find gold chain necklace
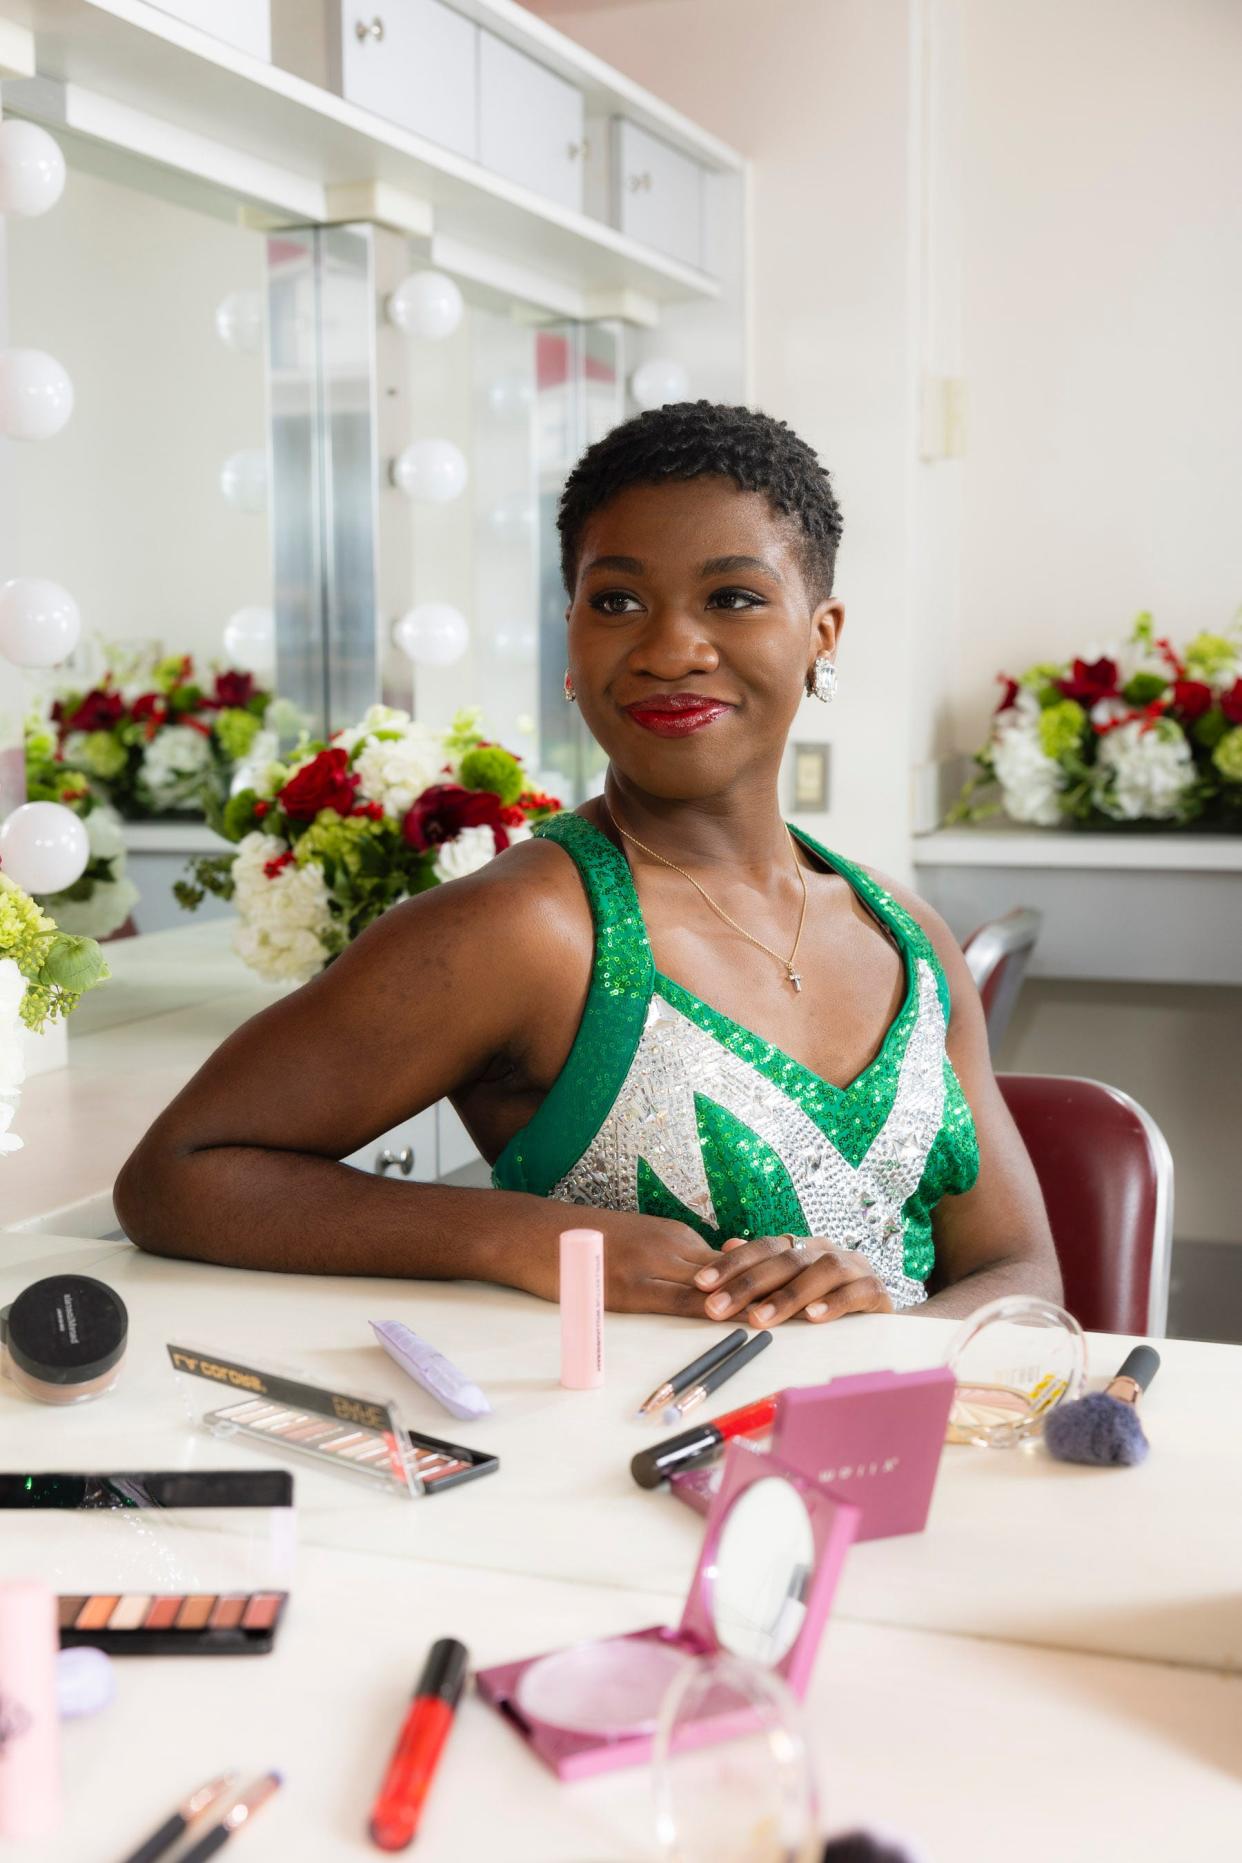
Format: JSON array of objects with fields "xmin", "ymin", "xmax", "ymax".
[{"xmin": 607, "ymin": 807, "xmax": 811, "ymax": 992}]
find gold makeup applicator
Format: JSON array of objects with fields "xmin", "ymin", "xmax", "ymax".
[{"xmin": 1043, "ymin": 1345, "xmax": 1160, "ymax": 1466}]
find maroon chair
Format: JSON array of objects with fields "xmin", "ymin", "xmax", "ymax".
[
  {"xmin": 998, "ymin": 1074, "xmax": 1172, "ymax": 1336},
  {"xmin": 962, "ymin": 908, "xmax": 1041, "ymax": 1054}
]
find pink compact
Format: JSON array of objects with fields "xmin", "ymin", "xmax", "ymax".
[
  {"xmin": 476, "ymin": 1439, "xmax": 858, "ymax": 1780},
  {"xmin": 669, "ymin": 1367, "xmax": 954, "ymax": 1542}
]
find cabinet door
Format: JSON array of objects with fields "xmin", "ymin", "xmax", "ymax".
[
  {"xmin": 147, "ymin": 0, "xmax": 271, "ymax": 61},
  {"xmin": 342, "ymin": 1105, "xmax": 439, "ymax": 1182},
  {"xmin": 341, "ymin": 0, "xmax": 478, "ymax": 161},
  {"xmin": 478, "ymin": 31, "xmax": 585, "ymax": 213},
  {"xmin": 611, "ymin": 119, "xmax": 704, "ymax": 269}
]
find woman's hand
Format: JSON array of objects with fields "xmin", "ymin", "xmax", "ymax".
[
  {"xmin": 510, "ymin": 1211, "xmax": 726, "ymax": 1316},
  {"xmin": 693, "ymin": 1234, "xmax": 894, "ymax": 1326}
]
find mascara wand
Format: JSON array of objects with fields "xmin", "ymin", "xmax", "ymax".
[{"xmin": 1043, "ymin": 1345, "xmax": 1160, "ymax": 1467}]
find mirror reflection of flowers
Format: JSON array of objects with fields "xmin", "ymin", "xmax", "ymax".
[
  {"xmin": 36, "ymin": 653, "xmax": 277, "ymax": 820},
  {"xmin": 950, "ymin": 614, "xmax": 1242, "ymax": 830},
  {"xmin": 23, "ymin": 718, "xmax": 140, "ymax": 940},
  {"xmin": 0, "ymin": 864, "xmax": 111, "ymax": 1159},
  {"xmin": 176, "ymin": 706, "xmax": 562, "ymax": 984}
]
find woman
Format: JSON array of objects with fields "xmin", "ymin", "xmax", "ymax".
[{"xmin": 117, "ymin": 402, "xmax": 1060, "ymax": 1326}]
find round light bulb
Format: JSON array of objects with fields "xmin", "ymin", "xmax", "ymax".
[
  {"xmin": 220, "ymin": 448, "xmax": 268, "ymax": 514},
  {"xmin": 385, "ymin": 271, "xmax": 464, "ymax": 340},
  {"xmin": 0, "ymin": 120, "xmax": 66, "ymax": 217},
  {"xmin": 629, "ymin": 356, "xmax": 690, "ymax": 412},
  {"xmin": 0, "ymin": 801, "xmax": 90, "ymax": 894},
  {"xmin": 390, "ymin": 438, "xmax": 468, "ymax": 503},
  {"xmin": 222, "ymin": 605, "xmax": 275, "ymax": 675},
  {"xmin": 214, "ymin": 289, "xmax": 265, "ymax": 354},
  {"xmin": 393, "ymin": 603, "xmax": 469, "ymax": 668},
  {"xmin": 0, "ymin": 578, "xmax": 80, "ymax": 668},
  {"xmin": 0, "ymin": 349, "xmax": 74, "ymax": 440}
]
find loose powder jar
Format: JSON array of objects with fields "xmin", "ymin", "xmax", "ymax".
[{"xmin": 0, "ymin": 1275, "xmax": 128, "ymax": 1405}]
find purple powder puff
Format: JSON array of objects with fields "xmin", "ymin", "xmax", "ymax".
[{"xmin": 1044, "ymin": 1392, "xmax": 1150, "ymax": 1466}]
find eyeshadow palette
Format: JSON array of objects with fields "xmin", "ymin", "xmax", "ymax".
[{"xmin": 58, "ymin": 1590, "xmax": 288, "ymax": 1655}]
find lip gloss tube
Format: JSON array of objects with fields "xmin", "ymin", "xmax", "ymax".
[
  {"xmin": 559, "ymin": 1229, "xmax": 604, "ymax": 1390},
  {"xmin": 369, "ymin": 1639, "xmax": 468, "ymax": 1851}
]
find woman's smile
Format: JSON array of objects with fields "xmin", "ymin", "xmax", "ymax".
[{"xmin": 622, "ymin": 692, "xmax": 737, "ymax": 736}]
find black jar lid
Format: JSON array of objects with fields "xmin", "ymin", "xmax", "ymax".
[{"xmin": 1, "ymin": 1274, "xmax": 128, "ymax": 1386}]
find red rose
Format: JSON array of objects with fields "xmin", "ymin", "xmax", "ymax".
[
  {"xmin": 263, "ymin": 849, "xmax": 295, "ymax": 880},
  {"xmin": 214, "ymin": 670, "xmax": 256, "ymax": 709},
  {"xmin": 1171, "ymin": 679, "xmax": 1213, "ymax": 721},
  {"xmin": 1055, "ymin": 657, "xmax": 1120, "ymax": 706},
  {"xmin": 1221, "ymin": 679, "xmax": 1242, "ymax": 726},
  {"xmin": 994, "ymin": 676, "xmax": 1019, "ymax": 714},
  {"xmin": 64, "ymin": 687, "xmax": 126, "ymax": 732},
  {"xmin": 402, "ymin": 783, "xmax": 510, "ymax": 854},
  {"xmin": 350, "ymin": 800, "xmax": 386, "ymax": 822},
  {"xmin": 277, "ymin": 748, "xmax": 360, "ymax": 819},
  {"xmin": 517, "ymin": 788, "xmax": 563, "ymax": 814}
]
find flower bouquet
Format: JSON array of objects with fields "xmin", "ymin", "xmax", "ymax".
[
  {"xmin": 0, "ymin": 866, "xmax": 111, "ymax": 1158},
  {"xmin": 44, "ymin": 654, "xmax": 277, "ymax": 820},
  {"xmin": 23, "ymin": 718, "xmax": 140, "ymax": 940},
  {"xmin": 175, "ymin": 705, "xmax": 561, "ymax": 984},
  {"xmin": 951, "ymin": 616, "xmax": 1242, "ymax": 829}
]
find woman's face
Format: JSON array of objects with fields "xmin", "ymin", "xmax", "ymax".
[{"xmin": 566, "ymin": 475, "xmax": 843, "ymax": 802}]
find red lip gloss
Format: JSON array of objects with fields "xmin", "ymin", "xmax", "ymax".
[
  {"xmin": 624, "ymin": 698, "xmax": 734, "ymax": 736},
  {"xmin": 368, "ymin": 1639, "xmax": 467, "ymax": 1851},
  {"xmin": 630, "ymin": 1393, "xmax": 778, "ymax": 1489}
]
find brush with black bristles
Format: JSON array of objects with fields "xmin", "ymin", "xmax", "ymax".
[{"xmin": 1043, "ymin": 1345, "xmax": 1161, "ymax": 1466}]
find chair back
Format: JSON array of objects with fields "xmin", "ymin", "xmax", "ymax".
[
  {"xmin": 998, "ymin": 1073, "xmax": 1172, "ymax": 1336},
  {"xmin": 962, "ymin": 908, "xmax": 1041, "ymax": 1053}
]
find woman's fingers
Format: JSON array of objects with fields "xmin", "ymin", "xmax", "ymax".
[
  {"xmin": 694, "ymin": 1234, "xmax": 818, "ymax": 1316},
  {"xmin": 749, "ymin": 1253, "xmax": 894, "ymax": 1327}
]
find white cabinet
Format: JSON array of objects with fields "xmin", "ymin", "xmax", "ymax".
[
  {"xmin": 610, "ymin": 118, "xmax": 704, "ymax": 270},
  {"xmin": 343, "ymin": 1104, "xmax": 439, "ymax": 1181},
  {"xmin": 274, "ymin": 0, "xmax": 478, "ymax": 161},
  {"xmin": 148, "ymin": 0, "xmax": 271, "ymax": 62},
  {"xmin": 477, "ymin": 30, "xmax": 585, "ymax": 213}
]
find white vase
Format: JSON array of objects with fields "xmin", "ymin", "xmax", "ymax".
[{"xmin": 19, "ymin": 1017, "xmax": 68, "ymax": 1076}]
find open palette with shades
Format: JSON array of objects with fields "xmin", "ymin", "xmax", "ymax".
[{"xmin": 57, "ymin": 1589, "xmax": 288, "ymax": 1655}]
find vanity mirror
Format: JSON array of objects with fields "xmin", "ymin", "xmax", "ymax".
[{"xmin": 476, "ymin": 1440, "xmax": 859, "ymax": 1780}]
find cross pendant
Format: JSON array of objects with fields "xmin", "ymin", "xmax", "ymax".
[{"xmin": 787, "ymin": 967, "xmax": 803, "ymax": 992}]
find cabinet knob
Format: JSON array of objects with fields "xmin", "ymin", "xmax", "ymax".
[
  {"xmin": 567, "ymin": 138, "xmax": 591, "ymax": 162},
  {"xmin": 627, "ymin": 170, "xmax": 654, "ymax": 193},
  {"xmin": 376, "ymin": 1145, "xmax": 413, "ymax": 1176},
  {"xmin": 355, "ymin": 15, "xmax": 385, "ymax": 42}
]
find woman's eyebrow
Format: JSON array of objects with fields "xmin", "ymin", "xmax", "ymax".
[
  {"xmin": 698, "ymin": 554, "xmax": 783, "ymax": 581},
  {"xmin": 582, "ymin": 553, "xmax": 645, "ymax": 575}
]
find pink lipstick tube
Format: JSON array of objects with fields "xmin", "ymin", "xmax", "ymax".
[
  {"xmin": 560, "ymin": 1229, "xmax": 605, "ymax": 1389},
  {"xmin": 0, "ymin": 1579, "xmax": 60, "ymax": 1839}
]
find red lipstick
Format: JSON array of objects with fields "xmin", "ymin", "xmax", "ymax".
[
  {"xmin": 369, "ymin": 1639, "xmax": 467, "ymax": 1850},
  {"xmin": 623, "ymin": 693, "xmax": 734, "ymax": 736},
  {"xmin": 629, "ymin": 1392, "xmax": 777, "ymax": 1489}
]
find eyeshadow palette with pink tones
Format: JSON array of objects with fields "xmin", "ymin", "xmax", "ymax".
[{"xmin": 58, "ymin": 1589, "xmax": 288, "ymax": 1655}]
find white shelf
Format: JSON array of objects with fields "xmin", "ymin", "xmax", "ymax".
[
  {"xmin": 914, "ymin": 826, "xmax": 1242, "ymax": 873},
  {"xmin": 0, "ymin": 0, "xmax": 735, "ymax": 317},
  {"xmin": 123, "ymin": 819, "xmax": 231, "ymax": 853}
]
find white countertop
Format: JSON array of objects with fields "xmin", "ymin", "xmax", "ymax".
[{"xmin": 2, "ymin": 1231, "xmax": 1241, "ymax": 1861}]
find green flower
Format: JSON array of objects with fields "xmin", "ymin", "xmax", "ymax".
[
  {"xmin": 1019, "ymin": 661, "xmax": 1065, "ymax": 688},
  {"xmin": 0, "ymin": 872, "xmax": 57, "ymax": 975},
  {"xmin": 80, "ymin": 731, "xmax": 128, "ymax": 780},
  {"xmin": 1185, "ymin": 632, "xmax": 1239, "ymax": 681},
  {"xmin": 444, "ymin": 706, "xmax": 485, "ymax": 760},
  {"xmin": 293, "ymin": 808, "xmax": 386, "ymax": 878},
  {"xmin": 1038, "ymin": 699, "xmax": 1087, "ymax": 761},
  {"xmin": 152, "ymin": 654, "xmax": 192, "ymax": 694},
  {"xmin": 1122, "ymin": 672, "xmax": 1168, "ymax": 707},
  {"xmin": 221, "ymin": 788, "xmax": 261, "ymax": 841},
  {"xmin": 40, "ymin": 932, "xmax": 109, "ymax": 996},
  {"xmin": 1193, "ymin": 710, "xmax": 1228, "ymax": 751},
  {"xmin": 1213, "ymin": 726, "xmax": 1242, "ymax": 784},
  {"xmin": 459, "ymin": 745, "xmax": 524, "ymax": 805},
  {"xmin": 214, "ymin": 707, "xmax": 262, "ymax": 762}
]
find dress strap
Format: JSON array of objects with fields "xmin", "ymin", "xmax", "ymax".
[
  {"xmin": 788, "ymin": 824, "xmax": 950, "ymax": 1021},
  {"xmin": 490, "ymin": 813, "xmax": 654, "ymax": 1195}
]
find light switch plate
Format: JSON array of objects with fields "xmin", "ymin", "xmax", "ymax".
[{"xmin": 791, "ymin": 742, "xmax": 830, "ymax": 812}]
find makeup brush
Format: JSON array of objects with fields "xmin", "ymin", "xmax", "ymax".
[
  {"xmin": 119, "ymin": 1774, "xmax": 237, "ymax": 1863},
  {"xmin": 1043, "ymin": 1345, "xmax": 1161, "ymax": 1467}
]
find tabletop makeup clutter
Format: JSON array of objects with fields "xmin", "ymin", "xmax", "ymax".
[{"xmin": 0, "ymin": 1232, "xmax": 1162, "ymax": 1859}]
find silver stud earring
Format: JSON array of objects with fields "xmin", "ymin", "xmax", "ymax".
[
  {"xmin": 807, "ymin": 655, "xmax": 838, "ymax": 703},
  {"xmin": 563, "ymin": 670, "xmax": 576, "ymax": 704}
]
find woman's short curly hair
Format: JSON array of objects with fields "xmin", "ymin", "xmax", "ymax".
[{"xmin": 557, "ymin": 400, "xmax": 843, "ymax": 602}]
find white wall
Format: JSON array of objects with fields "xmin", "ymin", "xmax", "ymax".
[{"xmin": 957, "ymin": 0, "xmax": 1242, "ymax": 749}]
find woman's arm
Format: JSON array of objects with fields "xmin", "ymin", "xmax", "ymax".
[{"xmin": 113, "ymin": 841, "xmax": 717, "ymax": 1313}]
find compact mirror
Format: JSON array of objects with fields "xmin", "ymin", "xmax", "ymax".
[
  {"xmin": 711, "ymin": 1477, "xmax": 815, "ymax": 1665},
  {"xmin": 946, "ymin": 1294, "xmax": 1086, "ymax": 1447}
]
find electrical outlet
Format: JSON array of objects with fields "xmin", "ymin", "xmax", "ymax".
[{"xmin": 791, "ymin": 742, "xmax": 830, "ymax": 812}]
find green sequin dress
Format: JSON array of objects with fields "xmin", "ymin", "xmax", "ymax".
[{"xmin": 492, "ymin": 813, "xmax": 979, "ymax": 1308}]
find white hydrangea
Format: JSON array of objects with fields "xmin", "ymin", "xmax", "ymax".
[
  {"xmin": 229, "ymin": 728, "xmax": 280, "ymax": 797},
  {"xmin": 37, "ymin": 809, "xmax": 138, "ymax": 940},
  {"xmin": 990, "ymin": 690, "xmax": 1065, "ymax": 827},
  {"xmin": 230, "ymin": 831, "xmax": 336, "ymax": 984},
  {"xmin": 433, "ymin": 823, "xmax": 497, "ymax": 883},
  {"xmin": 141, "ymin": 723, "xmax": 213, "ymax": 803},
  {"xmin": 0, "ymin": 956, "xmax": 26, "ymax": 1156},
  {"xmin": 1092, "ymin": 718, "xmax": 1196, "ymax": 821},
  {"xmin": 350, "ymin": 722, "xmax": 446, "ymax": 818}
]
